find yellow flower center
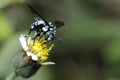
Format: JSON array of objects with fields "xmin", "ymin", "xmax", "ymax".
[{"xmin": 28, "ymin": 37, "xmax": 54, "ymax": 62}]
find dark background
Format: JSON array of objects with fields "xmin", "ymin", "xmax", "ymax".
[{"xmin": 0, "ymin": 0, "xmax": 120, "ymax": 80}]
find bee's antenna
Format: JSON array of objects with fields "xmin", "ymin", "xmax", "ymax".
[{"xmin": 56, "ymin": 37, "xmax": 69, "ymax": 44}]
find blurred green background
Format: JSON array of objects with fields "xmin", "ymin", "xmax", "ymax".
[{"xmin": 1, "ymin": 0, "xmax": 120, "ymax": 80}]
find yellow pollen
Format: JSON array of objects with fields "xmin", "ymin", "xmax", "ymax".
[{"xmin": 29, "ymin": 37, "xmax": 54, "ymax": 62}]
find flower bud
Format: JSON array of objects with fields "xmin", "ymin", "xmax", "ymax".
[{"xmin": 12, "ymin": 51, "xmax": 41, "ymax": 78}]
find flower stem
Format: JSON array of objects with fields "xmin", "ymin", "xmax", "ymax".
[{"xmin": 6, "ymin": 72, "xmax": 18, "ymax": 80}]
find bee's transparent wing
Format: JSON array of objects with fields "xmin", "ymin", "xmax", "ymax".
[
  {"xmin": 56, "ymin": 37, "xmax": 70, "ymax": 44},
  {"xmin": 54, "ymin": 21, "xmax": 65, "ymax": 28}
]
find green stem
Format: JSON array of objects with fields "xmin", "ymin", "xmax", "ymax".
[{"xmin": 6, "ymin": 72, "xmax": 18, "ymax": 80}]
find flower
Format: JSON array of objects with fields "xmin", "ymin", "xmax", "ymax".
[{"xmin": 19, "ymin": 34, "xmax": 55, "ymax": 65}]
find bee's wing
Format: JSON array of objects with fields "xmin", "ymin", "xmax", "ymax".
[
  {"xmin": 27, "ymin": 4, "xmax": 64, "ymax": 27},
  {"xmin": 27, "ymin": 3, "xmax": 48, "ymax": 23},
  {"xmin": 54, "ymin": 21, "xmax": 65, "ymax": 28}
]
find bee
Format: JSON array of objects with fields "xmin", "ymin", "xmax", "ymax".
[{"xmin": 27, "ymin": 4, "xmax": 64, "ymax": 41}]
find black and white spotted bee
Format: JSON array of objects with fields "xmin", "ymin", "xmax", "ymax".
[{"xmin": 27, "ymin": 4, "xmax": 64, "ymax": 42}]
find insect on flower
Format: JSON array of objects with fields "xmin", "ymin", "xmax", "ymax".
[
  {"xmin": 19, "ymin": 34, "xmax": 55, "ymax": 65},
  {"xmin": 27, "ymin": 4, "xmax": 65, "ymax": 42},
  {"xmin": 12, "ymin": 35, "xmax": 55, "ymax": 78}
]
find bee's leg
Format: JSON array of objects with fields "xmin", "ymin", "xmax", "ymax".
[
  {"xmin": 46, "ymin": 32, "xmax": 55, "ymax": 42},
  {"xmin": 32, "ymin": 32, "xmax": 40, "ymax": 40},
  {"xmin": 32, "ymin": 32, "xmax": 40, "ymax": 45},
  {"xmin": 32, "ymin": 33, "xmax": 37, "ymax": 45},
  {"xmin": 28, "ymin": 29, "xmax": 32, "ymax": 35},
  {"xmin": 23, "ymin": 29, "xmax": 32, "ymax": 38},
  {"xmin": 45, "ymin": 31, "xmax": 51, "ymax": 41},
  {"xmin": 39, "ymin": 32, "xmax": 44, "ymax": 38}
]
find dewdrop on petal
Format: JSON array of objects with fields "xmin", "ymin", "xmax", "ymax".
[{"xmin": 13, "ymin": 34, "xmax": 55, "ymax": 78}]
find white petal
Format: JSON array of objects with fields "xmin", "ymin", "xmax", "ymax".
[
  {"xmin": 19, "ymin": 34, "xmax": 28, "ymax": 51},
  {"xmin": 41, "ymin": 62, "xmax": 55, "ymax": 65},
  {"xmin": 31, "ymin": 54, "xmax": 38, "ymax": 61},
  {"xmin": 26, "ymin": 51, "xmax": 33, "ymax": 56},
  {"xmin": 27, "ymin": 37, "xmax": 31, "ymax": 45},
  {"xmin": 27, "ymin": 52, "xmax": 38, "ymax": 61}
]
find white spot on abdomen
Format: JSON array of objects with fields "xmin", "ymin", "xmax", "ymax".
[
  {"xmin": 42, "ymin": 27, "xmax": 48, "ymax": 32},
  {"xmin": 38, "ymin": 20, "xmax": 45, "ymax": 25}
]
